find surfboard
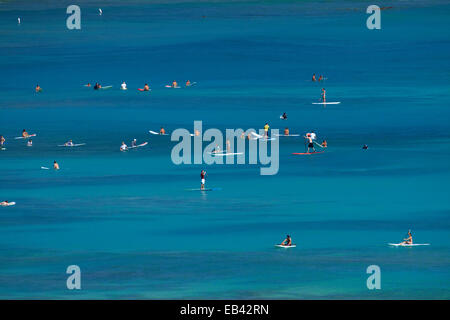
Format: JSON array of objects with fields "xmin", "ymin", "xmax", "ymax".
[
  {"xmin": 388, "ymin": 243, "xmax": 430, "ymax": 247},
  {"xmin": 128, "ymin": 142, "xmax": 148, "ymax": 149},
  {"xmin": 292, "ymin": 151, "xmax": 324, "ymax": 155},
  {"xmin": 186, "ymin": 82, "xmax": 197, "ymax": 87},
  {"xmin": 274, "ymin": 134, "xmax": 300, "ymax": 137},
  {"xmin": 186, "ymin": 188, "xmax": 221, "ymax": 192},
  {"xmin": 58, "ymin": 143, "xmax": 86, "ymax": 147},
  {"xmin": 260, "ymin": 138, "xmax": 276, "ymax": 141},
  {"xmin": 15, "ymin": 134, "xmax": 36, "ymax": 140},
  {"xmin": 280, "ymin": 116, "xmax": 287, "ymax": 120},
  {"xmin": 149, "ymin": 130, "xmax": 169, "ymax": 135},
  {"xmin": 100, "ymin": 85, "xmax": 113, "ymax": 89},
  {"xmin": 275, "ymin": 244, "xmax": 296, "ymax": 248},
  {"xmin": 208, "ymin": 152, "xmax": 243, "ymax": 156},
  {"xmin": 312, "ymin": 102, "xmax": 340, "ymax": 105},
  {"xmin": 41, "ymin": 167, "xmax": 50, "ymax": 170},
  {"xmin": 0, "ymin": 202, "xmax": 16, "ymax": 207},
  {"xmin": 138, "ymin": 88, "xmax": 151, "ymax": 92},
  {"xmin": 165, "ymin": 85, "xmax": 181, "ymax": 88}
]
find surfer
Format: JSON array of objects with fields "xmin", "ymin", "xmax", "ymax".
[
  {"xmin": 64, "ymin": 140, "xmax": 74, "ymax": 147},
  {"xmin": 401, "ymin": 230, "xmax": 413, "ymax": 245},
  {"xmin": 53, "ymin": 160, "xmax": 59, "ymax": 170},
  {"xmin": 362, "ymin": 144, "xmax": 368, "ymax": 150},
  {"xmin": 284, "ymin": 128, "xmax": 289, "ymax": 136},
  {"xmin": 0, "ymin": 135, "xmax": 5, "ymax": 146},
  {"xmin": 186, "ymin": 80, "xmax": 191, "ymax": 86},
  {"xmin": 160, "ymin": 127, "xmax": 166, "ymax": 135},
  {"xmin": 94, "ymin": 83, "xmax": 101, "ymax": 90},
  {"xmin": 264, "ymin": 123, "xmax": 270, "ymax": 138},
  {"xmin": 121, "ymin": 82, "xmax": 127, "ymax": 90},
  {"xmin": 200, "ymin": 170, "xmax": 206, "ymax": 190},
  {"xmin": 85, "ymin": 83, "xmax": 91, "ymax": 87},
  {"xmin": 304, "ymin": 133, "xmax": 316, "ymax": 153},
  {"xmin": 35, "ymin": 84, "xmax": 42, "ymax": 93},
  {"xmin": 131, "ymin": 139, "xmax": 137, "ymax": 147},
  {"xmin": 212, "ymin": 145, "xmax": 221, "ymax": 154},
  {"xmin": 22, "ymin": 129, "xmax": 29, "ymax": 138},
  {"xmin": 120, "ymin": 141, "xmax": 128, "ymax": 152},
  {"xmin": 27, "ymin": 139, "xmax": 32, "ymax": 147},
  {"xmin": 194, "ymin": 129, "xmax": 200, "ymax": 137},
  {"xmin": 172, "ymin": 81, "xmax": 178, "ymax": 88},
  {"xmin": 318, "ymin": 75, "xmax": 324, "ymax": 82},
  {"xmin": 143, "ymin": 83, "xmax": 150, "ymax": 91},
  {"xmin": 312, "ymin": 74, "xmax": 316, "ymax": 82},
  {"xmin": 321, "ymin": 88, "xmax": 326, "ymax": 103},
  {"xmin": 0, "ymin": 200, "xmax": 10, "ymax": 206},
  {"xmin": 99, "ymin": 8, "xmax": 103, "ymax": 15},
  {"xmin": 280, "ymin": 235, "xmax": 292, "ymax": 246},
  {"xmin": 281, "ymin": 112, "xmax": 287, "ymax": 120},
  {"xmin": 226, "ymin": 139, "xmax": 231, "ymax": 153},
  {"xmin": 321, "ymin": 140, "xmax": 327, "ymax": 148}
]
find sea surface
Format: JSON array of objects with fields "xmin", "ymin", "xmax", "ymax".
[{"xmin": 0, "ymin": 0, "xmax": 449, "ymax": 299}]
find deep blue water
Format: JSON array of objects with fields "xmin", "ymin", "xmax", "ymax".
[{"xmin": 0, "ymin": 0, "xmax": 449, "ymax": 299}]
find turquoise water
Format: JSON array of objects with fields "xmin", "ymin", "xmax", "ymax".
[{"xmin": 0, "ymin": 0, "xmax": 449, "ymax": 299}]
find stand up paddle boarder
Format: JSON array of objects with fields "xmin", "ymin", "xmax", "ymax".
[
  {"xmin": 264, "ymin": 123, "xmax": 270, "ymax": 139},
  {"xmin": 200, "ymin": 170, "xmax": 207, "ymax": 190},
  {"xmin": 321, "ymin": 88, "xmax": 326, "ymax": 103},
  {"xmin": 304, "ymin": 133, "xmax": 316, "ymax": 153}
]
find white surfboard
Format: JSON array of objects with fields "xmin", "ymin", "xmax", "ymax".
[
  {"xmin": 0, "ymin": 202, "xmax": 16, "ymax": 207},
  {"xmin": 15, "ymin": 134, "xmax": 36, "ymax": 139},
  {"xmin": 312, "ymin": 102, "xmax": 340, "ymax": 105},
  {"xmin": 128, "ymin": 142, "xmax": 148, "ymax": 149},
  {"xmin": 58, "ymin": 143, "xmax": 86, "ymax": 147},
  {"xmin": 274, "ymin": 134, "xmax": 300, "ymax": 137},
  {"xmin": 275, "ymin": 244, "xmax": 296, "ymax": 248},
  {"xmin": 41, "ymin": 166, "xmax": 50, "ymax": 170},
  {"xmin": 165, "ymin": 85, "xmax": 181, "ymax": 88},
  {"xmin": 208, "ymin": 152, "xmax": 243, "ymax": 156},
  {"xmin": 388, "ymin": 243, "xmax": 430, "ymax": 247},
  {"xmin": 149, "ymin": 130, "xmax": 169, "ymax": 136}
]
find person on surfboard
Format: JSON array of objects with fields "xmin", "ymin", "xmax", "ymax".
[
  {"xmin": 0, "ymin": 135, "xmax": 5, "ymax": 146},
  {"xmin": 120, "ymin": 141, "xmax": 128, "ymax": 152},
  {"xmin": 94, "ymin": 83, "xmax": 101, "ymax": 90},
  {"xmin": 264, "ymin": 123, "xmax": 270, "ymax": 138},
  {"xmin": 312, "ymin": 74, "xmax": 316, "ymax": 82},
  {"xmin": 0, "ymin": 200, "xmax": 10, "ymax": 206},
  {"xmin": 186, "ymin": 80, "xmax": 191, "ymax": 87},
  {"xmin": 321, "ymin": 140, "xmax": 327, "ymax": 148},
  {"xmin": 171, "ymin": 81, "xmax": 178, "ymax": 88},
  {"xmin": 304, "ymin": 134, "xmax": 316, "ymax": 153},
  {"xmin": 143, "ymin": 83, "xmax": 150, "ymax": 91},
  {"xmin": 131, "ymin": 139, "xmax": 137, "ymax": 147},
  {"xmin": 27, "ymin": 139, "xmax": 32, "ymax": 147},
  {"xmin": 160, "ymin": 127, "xmax": 166, "ymax": 135},
  {"xmin": 64, "ymin": 140, "xmax": 74, "ymax": 147},
  {"xmin": 401, "ymin": 230, "xmax": 413, "ymax": 245},
  {"xmin": 281, "ymin": 112, "xmax": 287, "ymax": 120},
  {"xmin": 226, "ymin": 139, "xmax": 231, "ymax": 153},
  {"xmin": 212, "ymin": 145, "xmax": 221, "ymax": 154},
  {"xmin": 53, "ymin": 160, "xmax": 59, "ymax": 170},
  {"xmin": 35, "ymin": 84, "xmax": 42, "ymax": 93},
  {"xmin": 318, "ymin": 75, "xmax": 324, "ymax": 82},
  {"xmin": 200, "ymin": 170, "xmax": 206, "ymax": 190},
  {"xmin": 22, "ymin": 129, "xmax": 29, "ymax": 138},
  {"xmin": 121, "ymin": 82, "xmax": 127, "ymax": 90},
  {"xmin": 284, "ymin": 128, "xmax": 290, "ymax": 136},
  {"xmin": 280, "ymin": 235, "xmax": 292, "ymax": 246},
  {"xmin": 362, "ymin": 144, "xmax": 368, "ymax": 150},
  {"xmin": 321, "ymin": 88, "xmax": 326, "ymax": 103}
]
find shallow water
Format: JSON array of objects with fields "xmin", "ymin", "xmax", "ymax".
[{"xmin": 0, "ymin": 0, "xmax": 449, "ymax": 299}]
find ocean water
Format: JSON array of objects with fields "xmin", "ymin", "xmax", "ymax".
[{"xmin": 0, "ymin": 0, "xmax": 449, "ymax": 299}]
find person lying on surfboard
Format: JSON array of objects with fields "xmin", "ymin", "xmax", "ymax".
[
  {"xmin": 27, "ymin": 139, "xmax": 32, "ymax": 147},
  {"xmin": 401, "ymin": 230, "xmax": 413, "ymax": 245},
  {"xmin": 321, "ymin": 88, "xmax": 326, "ymax": 102},
  {"xmin": 53, "ymin": 160, "xmax": 60, "ymax": 170},
  {"xmin": 160, "ymin": 127, "xmax": 166, "ymax": 135},
  {"xmin": 280, "ymin": 235, "xmax": 292, "ymax": 246},
  {"xmin": 94, "ymin": 83, "xmax": 101, "ymax": 90},
  {"xmin": 200, "ymin": 170, "xmax": 206, "ymax": 190}
]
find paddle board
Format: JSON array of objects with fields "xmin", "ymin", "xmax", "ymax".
[
  {"xmin": 292, "ymin": 151, "xmax": 324, "ymax": 155},
  {"xmin": 100, "ymin": 85, "xmax": 113, "ymax": 90},
  {"xmin": 128, "ymin": 142, "xmax": 148, "ymax": 149},
  {"xmin": 138, "ymin": 88, "xmax": 151, "ymax": 92},
  {"xmin": 58, "ymin": 143, "xmax": 86, "ymax": 147},
  {"xmin": 312, "ymin": 102, "xmax": 340, "ymax": 105},
  {"xmin": 41, "ymin": 167, "xmax": 50, "ymax": 170},
  {"xmin": 186, "ymin": 82, "xmax": 197, "ymax": 87},
  {"xmin": 208, "ymin": 152, "xmax": 243, "ymax": 156},
  {"xmin": 275, "ymin": 244, "xmax": 296, "ymax": 248},
  {"xmin": 275, "ymin": 134, "xmax": 300, "ymax": 137},
  {"xmin": 14, "ymin": 134, "xmax": 36, "ymax": 140},
  {"xmin": 165, "ymin": 85, "xmax": 181, "ymax": 88},
  {"xmin": 149, "ymin": 130, "xmax": 169, "ymax": 135},
  {"xmin": 0, "ymin": 202, "xmax": 16, "ymax": 207},
  {"xmin": 186, "ymin": 188, "xmax": 221, "ymax": 192},
  {"xmin": 388, "ymin": 243, "xmax": 430, "ymax": 247}
]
